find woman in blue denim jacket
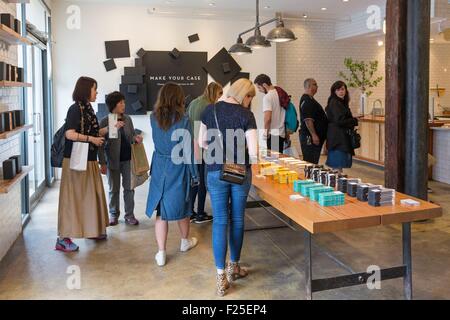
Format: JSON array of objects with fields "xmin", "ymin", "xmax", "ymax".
[
  {"xmin": 146, "ymin": 83, "xmax": 199, "ymax": 267},
  {"xmin": 198, "ymin": 79, "xmax": 258, "ymax": 296}
]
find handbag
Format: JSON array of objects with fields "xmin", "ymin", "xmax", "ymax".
[
  {"xmin": 70, "ymin": 105, "xmax": 89, "ymax": 171},
  {"xmin": 131, "ymin": 143, "xmax": 150, "ymax": 175},
  {"xmin": 130, "ymin": 152, "xmax": 149, "ymax": 189},
  {"xmin": 213, "ymin": 105, "xmax": 247, "ymax": 185},
  {"xmin": 348, "ymin": 129, "xmax": 361, "ymax": 150}
]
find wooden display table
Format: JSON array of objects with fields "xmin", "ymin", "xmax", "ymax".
[{"xmin": 250, "ymin": 163, "xmax": 442, "ymax": 300}]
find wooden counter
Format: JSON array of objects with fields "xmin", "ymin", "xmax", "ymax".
[{"xmin": 355, "ymin": 117, "xmax": 450, "ymax": 172}]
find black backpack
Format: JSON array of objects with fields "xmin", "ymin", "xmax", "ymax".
[{"xmin": 51, "ymin": 124, "xmax": 66, "ymax": 168}]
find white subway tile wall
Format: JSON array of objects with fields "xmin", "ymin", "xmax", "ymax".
[
  {"xmin": 277, "ymin": 20, "xmax": 385, "ymax": 154},
  {"xmin": 277, "ymin": 19, "xmax": 450, "ymax": 157},
  {"xmin": 0, "ymin": 1, "xmax": 23, "ymax": 262}
]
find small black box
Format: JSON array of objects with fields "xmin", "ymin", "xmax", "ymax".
[
  {"xmin": 121, "ymin": 75, "xmax": 144, "ymax": 84},
  {"xmin": 4, "ymin": 112, "xmax": 15, "ymax": 131},
  {"xmin": 188, "ymin": 33, "xmax": 200, "ymax": 43},
  {"xmin": 9, "ymin": 155, "xmax": 22, "ymax": 174},
  {"xmin": 169, "ymin": 48, "xmax": 180, "ymax": 59},
  {"xmin": 0, "ymin": 62, "xmax": 7, "ymax": 81},
  {"xmin": 222, "ymin": 62, "xmax": 231, "ymax": 73},
  {"xmin": 0, "ymin": 113, "xmax": 5, "ymax": 134},
  {"xmin": 136, "ymin": 48, "xmax": 146, "ymax": 58},
  {"xmin": 135, "ymin": 58, "xmax": 143, "ymax": 67},
  {"xmin": 14, "ymin": 19, "xmax": 21, "ymax": 34},
  {"xmin": 124, "ymin": 66, "xmax": 146, "ymax": 76},
  {"xmin": 128, "ymin": 85, "xmax": 138, "ymax": 94},
  {"xmin": 2, "ymin": 159, "xmax": 16, "ymax": 180},
  {"xmin": 10, "ymin": 65, "xmax": 18, "ymax": 82},
  {"xmin": 14, "ymin": 110, "xmax": 23, "ymax": 127},
  {"xmin": 5, "ymin": 63, "xmax": 12, "ymax": 81},
  {"xmin": 1, "ymin": 13, "xmax": 15, "ymax": 29},
  {"xmin": 17, "ymin": 67, "xmax": 24, "ymax": 82}
]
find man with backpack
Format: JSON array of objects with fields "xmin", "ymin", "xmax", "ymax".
[
  {"xmin": 255, "ymin": 74, "xmax": 298, "ymax": 154},
  {"xmin": 299, "ymin": 78, "xmax": 328, "ymax": 164}
]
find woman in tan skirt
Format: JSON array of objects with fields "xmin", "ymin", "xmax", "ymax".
[{"xmin": 56, "ymin": 77, "xmax": 110, "ymax": 252}]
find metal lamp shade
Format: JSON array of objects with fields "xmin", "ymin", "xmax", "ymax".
[
  {"xmin": 245, "ymin": 28, "xmax": 271, "ymax": 49},
  {"xmin": 267, "ymin": 21, "xmax": 297, "ymax": 43},
  {"xmin": 229, "ymin": 37, "xmax": 252, "ymax": 55}
]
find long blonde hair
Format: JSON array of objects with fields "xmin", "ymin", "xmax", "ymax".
[
  {"xmin": 227, "ymin": 79, "xmax": 256, "ymax": 105},
  {"xmin": 203, "ymin": 82, "xmax": 223, "ymax": 104}
]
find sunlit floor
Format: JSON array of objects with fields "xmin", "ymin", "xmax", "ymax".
[{"xmin": 1, "ymin": 159, "xmax": 450, "ymax": 300}]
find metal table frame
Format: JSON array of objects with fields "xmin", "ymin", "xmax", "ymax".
[{"xmin": 245, "ymin": 198, "xmax": 413, "ymax": 300}]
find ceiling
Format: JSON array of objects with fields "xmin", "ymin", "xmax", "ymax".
[{"xmin": 71, "ymin": 0, "xmax": 387, "ymax": 21}]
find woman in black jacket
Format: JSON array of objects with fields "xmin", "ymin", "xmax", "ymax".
[{"xmin": 325, "ymin": 81, "xmax": 359, "ymax": 172}]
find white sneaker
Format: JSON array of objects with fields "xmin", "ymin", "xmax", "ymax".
[
  {"xmin": 155, "ymin": 251, "xmax": 166, "ymax": 267},
  {"xmin": 180, "ymin": 237, "xmax": 198, "ymax": 252}
]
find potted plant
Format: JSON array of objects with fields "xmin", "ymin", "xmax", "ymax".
[{"xmin": 339, "ymin": 58, "xmax": 383, "ymax": 115}]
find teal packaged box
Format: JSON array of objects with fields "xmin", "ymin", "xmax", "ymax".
[
  {"xmin": 300, "ymin": 183, "xmax": 323, "ymax": 197},
  {"xmin": 293, "ymin": 180, "xmax": 314, "ymax": 193},
  {"xmin": 319, "ymin": 192, "xmax": 346, "ymax": 207},
  {"xmin": 310, "ymin": 186, "xmax": 335, "ymax": 202}
]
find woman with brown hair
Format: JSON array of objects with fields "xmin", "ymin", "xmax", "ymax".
[
  {"xmin": 146, "ymin": 82, "xmax": 199, "ymax": 267},
  {"xmin": 56, "ymin": 77, "xmax": 110, "ymax": 252},
  {"xmin": 187, "ymin": 82, "xmax": 223, "ymax": 224}
]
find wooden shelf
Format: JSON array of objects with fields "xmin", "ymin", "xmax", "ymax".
[
  {"xmin": 0, "ymin": 24, "xmax": 31, "ymax": 46},
  {"xmin": 0, "ymin": 125, "xmax": 32, "ymax": 140},
  {"xmin": 0, "ymin": 166, "xmax": 33, "ymax": 194},
  {"xmin": 0, "ymin": 81, "xmax": 32, "ymax": 88}
]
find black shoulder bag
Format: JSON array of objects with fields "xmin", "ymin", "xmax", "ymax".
[
  {"xmin": 213, "ymin": 105, "xmax": 247, "ymax": 185},
  {"xmin": 348, "ymin": 129, "xmax": 361, "ymax": 150}
]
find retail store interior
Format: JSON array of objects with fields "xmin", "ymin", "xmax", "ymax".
[{"xmin": 0, "ymin": 0, "xmax": 450, "ymax": 300}]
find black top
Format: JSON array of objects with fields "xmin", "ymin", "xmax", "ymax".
[
  {"xmin": 325, "ymin": 97, "xmax": 358, "ymax": 155},
  {"xmin": 119, "ymin": 128, "xmax": 132, "ymax": 162},
  {"xmin": 63, "ymin": 103, "xmax": 100, "ymax": 161},
  {"xmin": 299, "ymin": 94, "xmax": 328, "ymax": 143},
  {"xmin": 201, "ymin": 101, "xmax": 257, "ymax": 172}
]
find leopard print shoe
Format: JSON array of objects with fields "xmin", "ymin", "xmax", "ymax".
[
  {"xmin": 216, "ymin": 273, "xmax": 230, "ymax": 297},
  {"xmin": 226, "ymin": 262, "xmax": 248, "ymax": 283}
]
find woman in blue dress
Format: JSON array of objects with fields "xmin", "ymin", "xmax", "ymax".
[{"xmin": 146, "ymin": 83, "xmax": 199, "ymax": 267}]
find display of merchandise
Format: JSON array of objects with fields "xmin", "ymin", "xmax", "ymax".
[
  {"xmin": 368, "ymin": 188, "xmax": 396, "ymax": 207},
  {"xmin": 300, "ymin": 183, "xmax": 323, "ymax": 197},
  {"xmin": 318, "ymin": 191, "xmax": 346, "ymax": 207},
  {"xmin": 347, "ymin": 182, "xmax": 359, "ymax": 197},
  {"xmin": 310, "ymin": 186, "xmax": 335, "ymax": 202},
  {"xmin": 356, "ymin": 184, "xmax": 371, "ymax": 202},
  {"xmin": 294, "ymin": 180, "xmax": 314, "ymax": 193}
]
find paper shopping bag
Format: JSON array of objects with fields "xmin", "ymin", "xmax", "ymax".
[{"xmin": 70, "ymin": 142, "xmax": 89, "ymax": 171}]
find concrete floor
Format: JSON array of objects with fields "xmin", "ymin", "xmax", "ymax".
[{"xmin": 0, "ymin": 159, "xmax": 450, "ymax": 300}]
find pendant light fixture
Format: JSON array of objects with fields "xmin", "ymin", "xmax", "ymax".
[
  {"xmin": 266, "ymin": 14, "xmax": 297, "ymax": 43},
  {"xmin": 229, "ymin": 36, "xmax": 253, "ymax": 55},
  {"xmin": 229, "ymin": 0, "xmax": 296, "ymax": 55}
]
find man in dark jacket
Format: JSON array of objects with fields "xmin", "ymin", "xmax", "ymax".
[{"xmin": 299, "ymin": 79, "xmax": 328, "ymax": 164}]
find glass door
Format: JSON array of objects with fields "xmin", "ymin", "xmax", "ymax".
[{"xmin": 26, "ymin": 44, "xmax": 46, "ymax": 204}]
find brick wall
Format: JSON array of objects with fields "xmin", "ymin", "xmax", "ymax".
[{"xmin": 0, "ymin": 0, "xmax": 23, "ymax": 262}]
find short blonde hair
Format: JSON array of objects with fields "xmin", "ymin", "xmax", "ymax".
[{"xmin": 227, "ymin": 79, "xmax": 256, "ymax": 105}]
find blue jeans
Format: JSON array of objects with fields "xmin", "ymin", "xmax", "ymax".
[{"xmin": 207, "ymin": 168, "xmax": 252, "ymax": 270}]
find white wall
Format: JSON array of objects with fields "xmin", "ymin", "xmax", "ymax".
[{"xmin": 52, "ymin": 0, "xmax": 277, "ymax": 169}]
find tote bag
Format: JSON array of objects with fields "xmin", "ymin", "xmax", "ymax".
[
  {"xmin": 70, "ymin": 105, "xmax": 89, "ymax": 171},
  {"xmin": 131, "ymin": 143, "xmax": 150, "ymax": 175}
]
